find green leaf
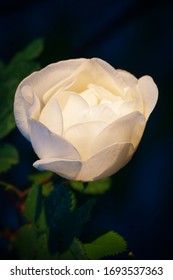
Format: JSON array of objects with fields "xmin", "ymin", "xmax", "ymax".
[
  {"xmin": 35, "ymin": 234, "xmax": 59, "ymax": 260},
  {"xmin": 69, "ymin": 199, "xmax": 97, "ymax": 234},
  {"xmin": 14, "ymin": 224, "xmax": 37, "ymax": 260},
  {"xmin": 59, "ymin": 198, "xmax": 97, "ymax": 248},
  {"xmin": 45, "ymin": 183, "xmax": 77, "ymax": 254},
  {"xmin": 70, "ymin": 190, "xmax": 76, "ymax": 211},
  {"xmin": 0, "ymin": 112, "xmax": 16, "ymax": 139},
  {"xmin": 28, "ymin": 171, "xmax": 53, "ymax": 184},
  {"xmin": 84, "ymin": 231, "xmax": 127, "ymax": 260},
  {"xmin": 28, "ymin": 171, "xmax": 54, "ymax": 197},
  {"xmin": 36, "ymin": 208, "xmax": 48, "ymax": 234},
  {"xmin": 45, "ymin": 183, "xmax": 71, "ymax": 230},
  {"xmin": 29, "ymin": 173, "xmax": 54, "ymax": 199},
  {"xmin": 60, "ymin": 238, "xmax": 88, "ymax": 260},
  {"xmin": 42, "ymin": 182, "xmax": 54, "ymax": 197},
  {"xmin": 25, "ymin": 183, "xmax": 43, "ymax": 223},
  {"xmin": 0, "ymin": 144, "xmax": 19, "ymax": 173},
  {"xmin": 11, "ymin": 38, "xmax": 44, "ymax": 64},
  {"xmin": 70, "ymin": 177, "xmax": 111, "ymax": 195},
  {"xmin": 5, "ymin": 61, "xmax": 41, "ymax": 88}
]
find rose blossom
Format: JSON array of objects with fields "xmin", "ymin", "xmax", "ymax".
[{"xmin": 14, "ymin": 58, "xmax": 158, "ymax": 181}]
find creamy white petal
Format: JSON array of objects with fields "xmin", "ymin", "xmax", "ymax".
[
  {"xmin": 20, "ymin": 86, "xmax": 41, "ymax": 119},
  {"xmin": 61, "ymin": 92, "xmax": 89, "ymax": 130},
  {"xmin": 43, "ymin": 79, "xmax": 76, "ymax": 104},
  {"xmin": 14, "ymin": 85, "xmax": 41, "ymax": 140},
  {"xmin": 33, "ymin": 158, "xmax": 82, "ymax": 180},
  {"xmin": 91, "ymin": 111, "xmax": 146, "ymax": 155},
  {"xmin": 138, "ymin": 75, "xmax": 158, "ymax": 119},
  {"xmin": 116, "ymin": 69, "xmax": 138, "ymax": 87},
  {"xmin": 62, "ymin": 58, "xmax": 124, "ymax": 97},
  {"xmin": 91, "ymin": 58, "xmax": 137, "ymax": 98},
  {"xmin": 29, "ymin": 119, "xmax": 81, "ymax": 160},
  {"xmin": 21, "ymin": 85, "xmax": 34, "ymax": 104},
  {"xmin": 64, "ymin": 121, "xmax": 107, "ymax": 160},
  {"xmin": 118, "ymin": 88, "xmax": 144, "ymax": 116},
  {"xmin": 43, "ymin": 59, "xmax": 95, "ymax": 97},
  {"xmin": 101, "ymin": 99, "xmax": 124, "ymax": 116},
  {"xmin": 51, "ymin": 90, "xmax": 73, "ymax": 111},
  {"xmin": 15, "ymin": 59, "xmax": 87, "ymax": 101},
  {"xmin": 77, "ymin": 142, "xmax": 134, "ymax": 181},
  {"xmin": 88, "ymin": 83, "xmax": 120, "ymax": 102},
  {"xmin": 79, "ymin": 88, "xmax": 98, "ymax": 107},
  {"xmin": 14, "ymin": 98, "xmax": 30, "ymax": 140},
  {"xmin": 85, "ymin": 104, "xmax": 117, "ymax": 123},
  {"xmin": 118, "ymin": 100, "xmax": 139, "ymax": 116},
  {"xmin": 39, "ymin": 98, "xmax": 63, "ymax": 135}
]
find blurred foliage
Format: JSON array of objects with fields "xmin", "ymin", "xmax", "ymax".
[
  {"xmin": 0, "ymin": 143, "xmax": 19, "ymax": 173},
  {"xmin": 0, "ymin": 38, "xmax": 44, "ymax": 139},
  {"xmin": 25, "ymin": 183, "xmax": 43, "ymax": 224},
  {"xmin": 14, "ymin": 224, "xmax": 37, "ymax": 260},
  {"xmin": 28, "ymin": 171, "xmax": 53, "ymax": 185},
  {"xmin": 70, "ymin": 177, "xmax": 111, "ymax": 195}
]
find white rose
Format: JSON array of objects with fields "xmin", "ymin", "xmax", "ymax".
[{"xmin": 14, "ymin": 58, "xmax": 158, "ymax": 181}]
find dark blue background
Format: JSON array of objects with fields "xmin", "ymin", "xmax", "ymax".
[{"xmin": 0, "ymin": 0, "xmax": 173, "ymax": 259}]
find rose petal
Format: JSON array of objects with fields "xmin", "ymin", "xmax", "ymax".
[
  {"xmin": 29, "ymin": 119, "xmax": 81, "ymax": 160},
  {"xmin": 33, "ymin": 158, "xmax": 82, "ymax": 180},
  {"xmin": 92, "ymin": 58, "xmax": 137, "ymax": 98},
  {"xmin": 100, "ymin": 99, "xmax": 124, "ymax": 117},
  {"xmin": 43, "ymin": 79, "xmax": 76, "ymax": 104},
  {"xmin": 116, "ymin": 69, "xmax": 138, "ymax": 87},
  {"xmin": 17, "ymin": 59, "xmax": 86, "ymax": 100},
  {"xmin": 14, "ymin": 85, "xmax": 41, "ymax": 140},
  {"xmin": 64, "ymin": 121, "xmax": 107, "ymax": 160},
  {"xmin": 87, "ymin": 83, "xmax": 120, "ymax": 102},
  {"xmin": 43, "ymin": 59, "xmax": 92, "ymax": 101},
  {"xmin": 138, "ymin": 75, "xmax": 158, "ymax": 119},
  {"xmin": 77, "ymin": 142, "xmax": 134, "ymax": 181},
  {"xmin": 91, "ymin": 111, "xmax": 146, "ymax": 155},
  {"xmin": 61, "ymin": 92, "xmax": 89, "ymax": 131},
  {"xmin": 79, "ymin": 88, "xmax": 98, "ymax": 107},
  {"xmin": 85, "ymin": 104, "xmax": 117, "ymax": 123},
  {"xmin": 39, "ymin": 98, "xmax": 63, "ymax": 135},
  {"xmin": 118, "ymin": 88, "xmax": 144, "ymax": 116},
  {"xmin": 59, "ymin": 58, "xmax": 126, "ymax": 98}
]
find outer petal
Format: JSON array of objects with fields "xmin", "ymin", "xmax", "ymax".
[
  {"xmin": 77, "ymin": 142, "xmax": 134, "ymax": 181},
  {"xmin": 39, "ymin": 98, "xmax": 63, "ymax": 135},
  {"xmin": 92, "ymin": 58, "xmax": 138, "ymax": 98},
  {"xmin": 55, "ymin": 58, "xmax": 129, "ymax": 98},
  {"xmin": 33, "ymin": 158, "xmax": 82, "ymax": 180},
  {"xmin": 15, "ymin": 58, "xmax": 87, "ymax": 100},
  {"xmin": 64, "ymin": 121, "xmax": 107, "ymax": 160},
  {"xmin": 138, "ymin": 75, "xmax": 158, "ymax": 119},
  {"xmin": 91, "ymin": 111, "xmax": 146, "ymax": 155},
  {"xmin": 118, "ymin": 89, "xmax": 144, "ymax": 116},
  {"xmin": 14, "ymin": 85, "xmax": 41, "ymax": 140},
  {"xmin": 116, "ymin": 69, "xmax": 138, "ymax": 87},
  {"xmin": 29, "ymin": 119, "xmax": 81, "ymax": 160}
]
